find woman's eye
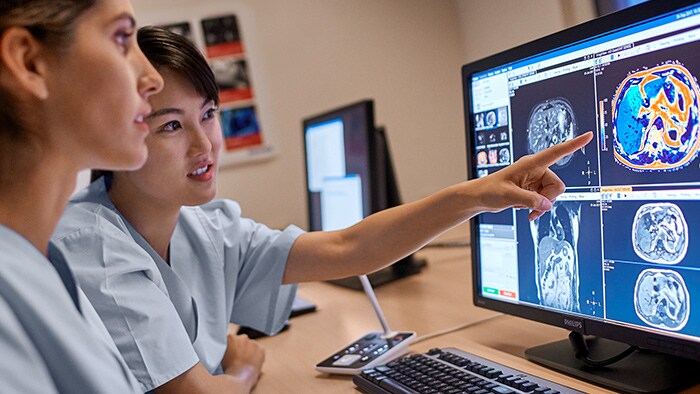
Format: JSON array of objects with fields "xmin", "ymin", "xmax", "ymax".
[
  {"xmin": 160, "ymin": 120, "xmax": 182, "ymax": 132},
  {"xmin": 203, "ymin": 107, "xmax": 218, "ymax": 121},
  {"xmin": 115, "ymin": 29, "xmax": 134, "ymax": 52}
]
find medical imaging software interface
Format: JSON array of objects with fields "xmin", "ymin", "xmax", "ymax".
[{"xmin": 470, "ymin": 5, "xmax": 700, "ymax": 341}]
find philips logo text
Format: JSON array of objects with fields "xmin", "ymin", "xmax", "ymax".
[{"xmin": 563, "ymin": 318, "xmax": 583, "ymax": 330}]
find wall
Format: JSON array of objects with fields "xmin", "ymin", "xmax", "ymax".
[
  {"xmin": 130, "ymin": 0, "xmax": 596, "ymax": 233},
  {"xmin": 457, "ymin": 0, "xmax": 596, "ymax": 64}
]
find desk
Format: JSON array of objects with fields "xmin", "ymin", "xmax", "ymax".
[{"xmin": 254, "ymin": 247, "xmax": 698, "ymax": 393}]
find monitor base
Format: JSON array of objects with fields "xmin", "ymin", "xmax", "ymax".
[
  {"xmin": 525, "ymin": 336, "xmax": 700, "ymax": 394},
  {"xmin": 326, "ymin": 256, "xmax": 426, "ymax": 290}
]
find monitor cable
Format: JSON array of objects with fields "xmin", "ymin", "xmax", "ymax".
[{"xmin": 568, "ymin": 331, "xmax": 639, "ymax": 367}]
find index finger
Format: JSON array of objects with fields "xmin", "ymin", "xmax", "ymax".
[{"xmin": 532, "ymin": 131, "xmax": 593, "ymax": 167}]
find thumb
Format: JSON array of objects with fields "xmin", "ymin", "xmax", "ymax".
[{"xmin": 510, "ymin": 187, "xmax": 552, "ymax": 212}]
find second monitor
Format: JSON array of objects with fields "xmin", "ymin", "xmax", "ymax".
[{"xmin": 302, "ymin": 100, "xmax": 425, "ymax": 290}]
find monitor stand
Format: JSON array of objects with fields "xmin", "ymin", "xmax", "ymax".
[
  {"xmin": 327, "ymin": 255, "xmax": 426, "ymax": 290},
  {"xmin": 525, "ymin": 335, "xmax": 700, "ymax": 393}
]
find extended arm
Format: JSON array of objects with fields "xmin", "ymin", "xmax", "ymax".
[{"xmin": 283, "ymin": 132, "xmax": 593, "ymax": 283}]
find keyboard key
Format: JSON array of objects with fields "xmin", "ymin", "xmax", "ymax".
[
  {"xmin": 492, "ymin": 386, "xmax": 516, "ymax": 394},
  {"xmin": 379, "ymin": 377, "xmax": 419, "ymax": 394}
]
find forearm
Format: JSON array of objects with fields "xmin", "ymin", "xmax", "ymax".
[
  {"xmin": 284, "ymin": 180, "xmax": 483, "ymax": 283},
  {"xmin": 155, "ymin": 362, "xmax": 259, "ymax": 394},
  {"xmin": 283, "ymin": 133, "xmax": 593, "ymax": 284}
]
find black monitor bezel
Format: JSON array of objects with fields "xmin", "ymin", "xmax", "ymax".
[
  {"xmin": 301, "ymin": 99, "xmax": 377, "ymax": 231},
  {"xmin": 462, "ymin": 0, "xmax": 700, "ymax": 361}
]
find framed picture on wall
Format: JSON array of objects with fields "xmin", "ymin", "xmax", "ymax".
[
  {"xmin": 151, "ymin": 12, "xmax": 276, "ymax": 167},
  {"xmin": 220, "ymin": 106, "xmax": 263, "ymax": 151}
]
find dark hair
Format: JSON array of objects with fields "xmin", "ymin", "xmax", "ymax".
[
  {"xmin": 91, "ymin": 25, "xmax": 220, "ymax": 183},
  {"xmin": 0, "ymin": 0, "xmax": 97, "ymax": 183},
  {"xmin": 138, "ymin": 25, "xmax": 219, "ymax": 106}
]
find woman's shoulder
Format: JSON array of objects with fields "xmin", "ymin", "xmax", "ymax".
[{"xmin": 54, "ymin": 183, "xmax": 129, "ymax": 243}]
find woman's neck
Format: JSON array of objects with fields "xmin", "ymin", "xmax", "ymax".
[
  {"xmin": 0, "ymin": 154, "xmax": 77, "ymax": 256},
  {"xmin": 107, "ymin": 178, "xmax": 180, "ymax": 262}
]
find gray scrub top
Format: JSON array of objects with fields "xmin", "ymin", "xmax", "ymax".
[
  {"xmin": 0, "ymin": 225, "xmax": 141, "ymax": 394},
  {"xmin": 52, "ymin": 177, "xmax": 304, "ymax": 392}
]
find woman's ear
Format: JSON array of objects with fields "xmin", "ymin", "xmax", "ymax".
[{"xmin": 0, "ymin": 27, "xmax": 50, "ymax": 100}]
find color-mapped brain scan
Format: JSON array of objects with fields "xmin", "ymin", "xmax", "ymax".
[
  {"xmin": 612, "ymin": 62, "xmax": 700, "ymax": 172},
  {"xmin": 632, "ymin": 203, "xmax": 688, "ymax": 265},
  {"xmin": 527, "ymin": 98, "xmax": 577, "ymax": 167},
  {"xmin": 634, "ymin": 269, "xmax": 689, "ymax": 331}
]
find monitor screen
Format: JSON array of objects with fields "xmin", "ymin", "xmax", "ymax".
[
  {"xmin": 302, "ymin": 101, "xmax": 426, "ymax": 290},
  {"xmin": 463, "ymin": 0, "xmax": 700, "ymax": 361},
  {"xmin": 303, "ymin": 100, "xmax": 375, "ymax": 232}
]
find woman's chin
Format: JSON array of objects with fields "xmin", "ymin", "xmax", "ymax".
[
  {"xmin": 93, "ymin": 146, "xmax": 148, "ymax": 172},
  {"xmin": 184, "ymin": 191, "xmax": 217, "ymax": 207}
]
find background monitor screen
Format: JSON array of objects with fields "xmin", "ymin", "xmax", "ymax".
[
  {"xmin": 303, "ymin": 101, "xmax": 375, "ymax": 232},
  {"xmin": 463, "ymin": 0, "xmax": 700, "ymax": 368},
  {"xmin": 302, "ymin": 100, "xmax": 426, "ymax": 290}
]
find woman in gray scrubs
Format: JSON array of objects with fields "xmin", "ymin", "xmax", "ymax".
[
  {"xmin": 0, "ymin": 0, "xmax": 163, "ymax": 392},
  {"xmin": 52, "ymin": 26, "xmax": 593, "ymax": 394}
]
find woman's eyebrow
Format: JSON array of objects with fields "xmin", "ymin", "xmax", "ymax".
[
  {"xmin": 110, "ymin": 13, "xmax": 136, "ymax": 28},
  {"xmin": 146, "ymin": 108, "xmax": 184, "ymax": 120}
]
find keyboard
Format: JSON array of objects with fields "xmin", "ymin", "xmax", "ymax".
[{"xmin": 353, "ymin": 347, "xmax": 584, "ymax": 394}]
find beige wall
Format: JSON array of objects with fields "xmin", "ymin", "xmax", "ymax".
[
  {"xmin": 458, "ymin": 0, "xmax": 596, "ymax": 63},
  {"xmin": 130, "ymin": 0, "xmax": 596, "ymax": 232}
]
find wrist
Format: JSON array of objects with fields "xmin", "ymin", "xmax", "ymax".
[
  {"xmin": 451, "ymin": 178, "xmax": 485, "ymax": 218},
  {"xmin": 223, "ymin": 364, "xmax": 261, "ymax": 390}
]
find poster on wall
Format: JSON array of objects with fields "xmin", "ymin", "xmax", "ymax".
[
  {"xmin": 159, "ymin": 14, "xmax": 274, "ymax": 167},
  {"xmin": 161, "ymin": 21, "xmax": 193, "ymax": 42}
]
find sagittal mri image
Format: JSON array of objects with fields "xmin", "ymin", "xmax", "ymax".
[
  {"xmin": 632, "ymin": 203, "xmax": 688, "ymax": 265},
  {"xmin": 612, "ymin": 62, "xmax": 700, "ymax": 172},
  {"xmin": 634, "ymin": 268, "xmax": 689, "ymax": 331},
  {"xmin": 526, "ymin": 97, "xmax": 577, "ymax": 167},
  {"xmin": 531, "ymin": 201, "xmax": 581, "ymax": 312}
]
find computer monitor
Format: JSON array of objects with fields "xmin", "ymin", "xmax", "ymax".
[
  {"xmin": 302, "ymin": 100, "xmax": 425, "ymax": 290},
  {"xmin": 463, "ymin": 1, "xmax": 700, "ymax": 392}
]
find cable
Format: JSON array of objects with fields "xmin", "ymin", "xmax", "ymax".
[
  {"xmin": 568, "ymin": 331, "xmax": 639, "ymax": 367},
  {"xmin": 413, "ymin": 314, "xmax": 504, "ymax": 345},
  {"xmin": 358, "ymin": 274, "xmax": 393, "ymax": 338}
]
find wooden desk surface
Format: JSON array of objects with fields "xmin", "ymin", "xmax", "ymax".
[{"xmin": 253, "ymin": 247, "xmax": 698, "ymax": 393}]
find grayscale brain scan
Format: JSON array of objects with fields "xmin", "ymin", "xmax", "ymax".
[
  {"xmin": 498, "ymin": 148, "xmax": 510, "ymax": 164},
  {"xmin": 632, "ymin": 203, "xmax": 688, "ymax": 265},
  {"xmin": 526, "ymin": 98, "xmax": 577, "ymax": 167},
  {"xmin": 531, "ymin": 201, "xmax": 581, "ymax": 312},
  {"xmin": 634, "ymin": 269, "xmax": 689, "ymax": 331}
]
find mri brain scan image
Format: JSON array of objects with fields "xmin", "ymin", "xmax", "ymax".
[
  {"xmin": 486, "ymin": 110, "xmax": 497, "ymax": 127},
  {"xmin": 632, "ymin": 203, "xmax": 688, "ymax": 265},
  {"xmin": 612, "ymin": 62, "xmax": 700, "ymax": 172},
  {"xmin": 531, "ymin": 202, "xmax": 581, "ymax": 312},
  {"xmin": 634, "ymin": 269, "xmax": 689, "ymax": 331},
  {"xmin": 527, "ymin": 98, "xmax": 577, "ymax": 167},
  {"xmin": 498, "ymin": 148, "xmax": 510, "ymax": 164}
]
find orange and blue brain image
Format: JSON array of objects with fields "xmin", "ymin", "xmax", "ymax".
[{"xmin": 612, "ymin": 63, "xmax": 700, "ymax": 172}]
